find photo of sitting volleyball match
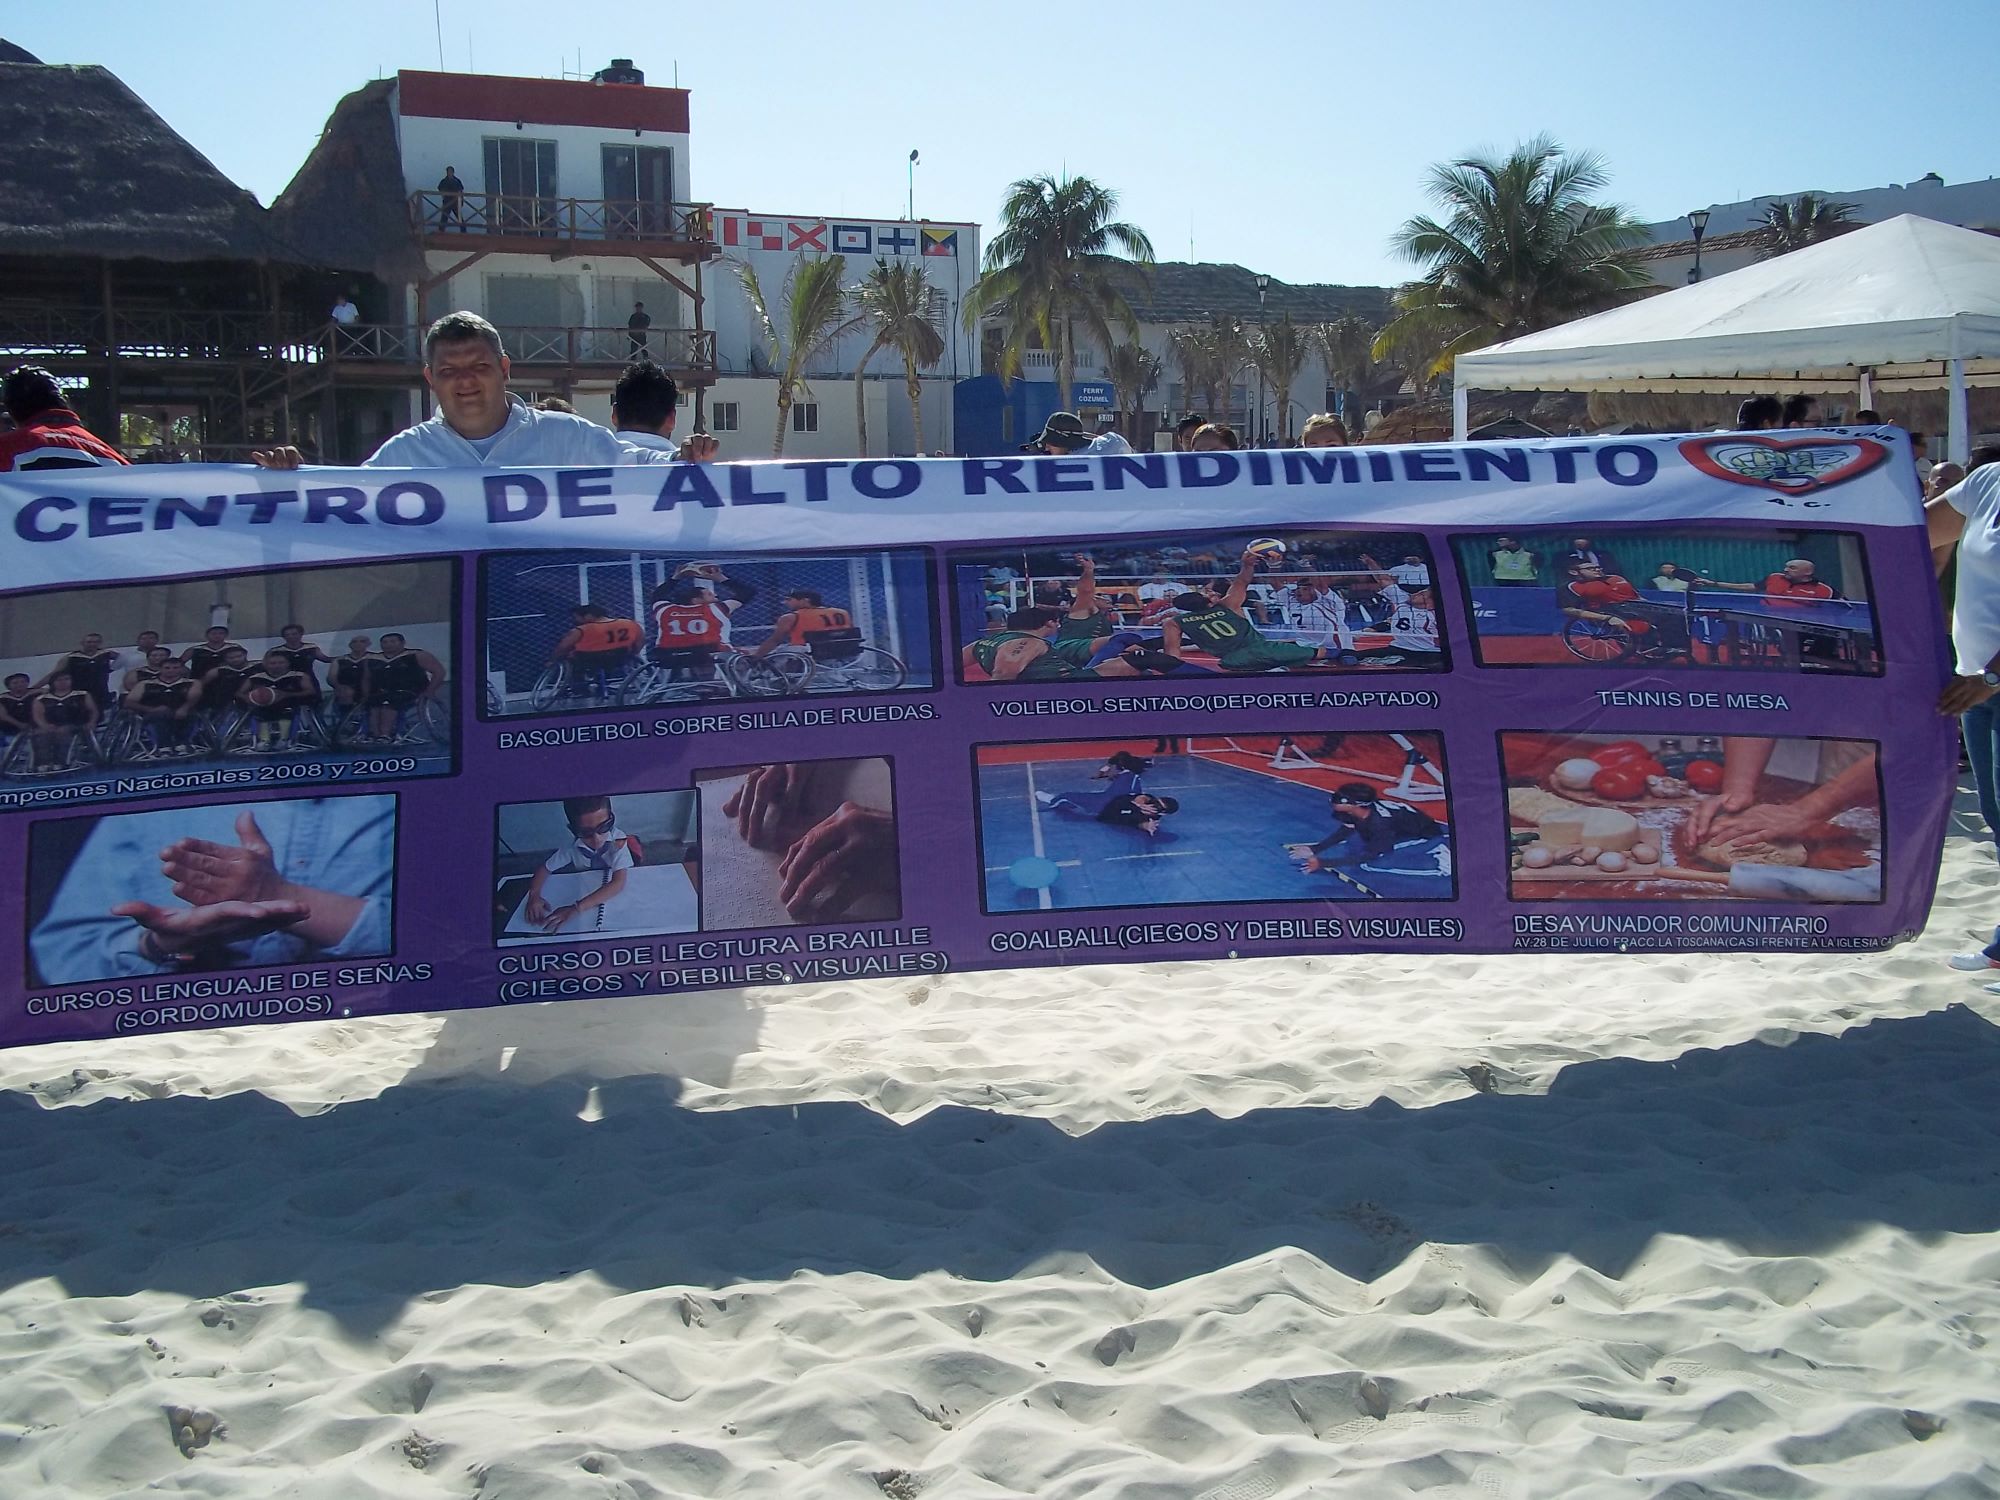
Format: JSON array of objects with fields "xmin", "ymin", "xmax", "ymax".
[
  {"xmin": 1501, "ymin": 731, "xmax": 1883, "ymax": 903},
  {"xmin": 479, "ymin": 547, "xmax": 936, "ymax": 715},
  {"xmin": 1453, "ymin": 527, "xmax": 1881, "ymax": 673},
  {"xmin": 0, "ymin": 560, "xmax": 455, "ymax": 797},
  {"xmin": 950, "ymin": 529, "xmax": 1449, "ymax": 684},
  {"xmin": 975, "ymin": 732, "xmax": 1455, "ymax": 913}
]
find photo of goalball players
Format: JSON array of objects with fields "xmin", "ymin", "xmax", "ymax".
[
  {"xmin": 951, "ymin": 529, "xmax": 1449, "ymax": 683},
  {"xmin": 0, "ymin": 560, "xmax": 456, "ymax": 796},
  {"xmin": 976, "ymin": 732, "xmax": 1454, "ymax": 913},
  {"xmin": 480, "ymin": 547, "xmax": 937, "ymax": 715}
]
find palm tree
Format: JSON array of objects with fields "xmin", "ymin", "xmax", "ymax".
[
  {"xmin": 1755, "ymin": 193, "xmax": 1861, "ymax": 259},
  {"xmin": 1250, "ymin": 314, "xmax": 1309, "ymax": 443},
  {"xmin": 1105, "ymin": 340, "xmax": 1161, "ymax": 438},
  {"xmin": 963, "ymin": 174, "xmax": 1155, "ymax": 410},
  {"xmin": 848, "ymin": 259, "xmax": 946, "ymax": 456},
  {"xmin": 1312, "ymin": 314, "xmax": 1395, "ymax": 425},
  {"xmin": 732, "ymin": 254, "xmax": 861, "ymax": 456},
  {"xmin": 1373, "ymin": 135, "xmax": 1651, "ymax": 382},
  {"xmin": 1169, "ymin": 318, "xmax": 1251, "ymax": 421}
]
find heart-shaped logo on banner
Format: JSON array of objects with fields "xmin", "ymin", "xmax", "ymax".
[{"xmin": 1678, "ymin": 434, "xmax": 1890, "ymax": 495}]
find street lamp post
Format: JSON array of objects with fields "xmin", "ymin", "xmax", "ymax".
[
  {"xmin": 1686, "ymin": 208, "xmax": 1711, "ymax": 285},
  {"xmin": 1254, "ymin": 272, "xmax": 1269, "ymax": 443},
  {"xmin": 907, "ymin": 149, "xmax": 920, "ymax": 221}
]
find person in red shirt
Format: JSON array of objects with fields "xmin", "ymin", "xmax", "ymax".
[
  {"xmin": 1558, "ymin": 560, "xmax": 1653, "ymax": 636},
  {"xmin": 0, "ymin": 366, "xmax": 129, "ymax": 471},
  {"xmin": 1760, "ymin": 558, "xmax": 1837, "ymax": 602}
]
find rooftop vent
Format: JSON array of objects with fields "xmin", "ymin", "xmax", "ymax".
[{"xmin": 593, "ymin": 58, "xmax": 644, "ymax": 85}]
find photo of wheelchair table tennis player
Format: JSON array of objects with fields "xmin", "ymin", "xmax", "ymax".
[
  {"xmin": 953, "ymin": 529, "xmax": 1447, "ymax": 683},
  {"xmin": 26, "ymin": 795, "xmax": 396, "ymax": 986},
  {"xmin": 1452, "ymin": 527, "xmax": 1880, "ymax": 673}
]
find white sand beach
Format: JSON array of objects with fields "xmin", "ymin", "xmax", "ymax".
[{"xmin": 4, "ymin": 794, "xmax": 1999, "ymax": 1499}]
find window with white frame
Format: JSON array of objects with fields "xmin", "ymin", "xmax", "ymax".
[
  {"xmin": 710, "ymin": 402, "xmax": 739, "ymax": 432},
  {"xmin": 791, "ymin": 402, "xmax": 819, "ymax": 434}
]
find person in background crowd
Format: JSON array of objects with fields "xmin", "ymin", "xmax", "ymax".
[
  {"xmin": 1912, "ymin": 432, "xmax": 1932, "ymax": 486},
  {"xmin": 1172, "ymin": 413, "xmax": 1204, "ymax": 452},
  {"xmin": 535, "ymin": 396, "xmax": 577, "ymax": 414},
  {"xmin": 1022, "ymin": 411, "xmax": 1093, "ymax": 456},
  {"xmin": 611, "ymin": 360, "xmax": 720, "ymax": 464},
  {"xmin": 1558, "ymin": 535, "xmax": 1623, "ymax": 578},
  {"xmin": 1927, "ymin": 462, "xmax": 1966, "ymax": 501},
  {"xmin": 1651, "ymin": 561, "xmax": 1709, "ymax": 592},
  {"xmin": 1925, "ymin": 445, "xmax": 2000, "ymax": 979},
  {"xmin": 437, "ymin": 165, "xmax": 465, "ymax": 228},
  {"xmin": 1854, "ymin": 408, "xmax": 1883, "ymax": 424},
  {"xmin": 627, "ymin": 301, "xmax": 651, "ymax": 358},
  {"xmin": 1088, "ymin": 414, "xmax": 1134, "ymax": 456},
  {"xmin": 1489, "ymin": 535, "xmax": 1539, "ymax": 586},
  {"xmin": 1734, "ymin": 395, "xmax": 1782, "ymax": 430},
  {"xmin": 252, "ymin": 312, "xmax": 630, "ymax": 469},
  {"xmin": 329, "ymin": 293, "xmax": 359, "ymax": 327},
  {"xmin": 1299, "ymin": 414, "xmax": 1349, "ymax": 448},
  {"xmin": 1780, "ymin": 394, "xmax": 1821, "ymax": 428},
  {"xmin": 1188, "ymin": 423, "xmax": 1241, "ymax": 452},
  {"xmin": 0, "ymin": 365, "xmax": 129, "ymax": 471}
]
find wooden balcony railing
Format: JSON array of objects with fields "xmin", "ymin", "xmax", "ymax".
[
  {"xmin": 408, "ymin": 192, "xmax": 717, "ymax": 248},
  {"xmin": 0, "ymin": 304, "xmax": 315, "ymax": 362},
  {"xmin": 327, "ymin": 323, "xmax": 717, "ymax": 371}
]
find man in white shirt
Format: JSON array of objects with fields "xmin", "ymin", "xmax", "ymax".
[
  {"xmin": 610, "ymin": 360, "xmax": 720, "ymax": 464},
  {"xmin": 1388, "ymin": 554, "xmax": 1431, "ymax": 589},
  {"xmin": 251, "ymin": 311, "xmax": 631, "ymax": 469},
  {"xmin": 329, "ymin": 294, "xmax": 360, "ymax": 327}
]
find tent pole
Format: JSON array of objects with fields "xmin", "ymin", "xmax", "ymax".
[
  {"xmin": 1451, "ymin": 381, "xmax": 1469, "ymax": 442},
  {"xmin": 1857, "ymin": 369, "xmax": 1874, "ymax": 414},
  {"xmin": 1948, "ymin": 357, "xmax": 1970, "ymax": 465}
]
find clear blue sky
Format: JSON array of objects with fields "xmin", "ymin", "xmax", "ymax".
[{"xmin": 14, "ymin": 0, "xmax": 1997, "ymax": 287}]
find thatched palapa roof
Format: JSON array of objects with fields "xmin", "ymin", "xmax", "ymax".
[
  {"xmin": 270, "ymin": 79, "xmax": 426, "ymax": 287},
  {"xmin": 0, "ymin": 61, "xmax": 310, "ymax": 264}
]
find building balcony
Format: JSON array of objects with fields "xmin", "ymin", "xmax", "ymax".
[
  {"xmin": 408, "ymin": 192, "xmax": 720, "ymax": 262},
  {"xmin": 0, "ymin": 303, "xmax": 315, "ymax": 363},
  {"xmin": 325, "ymin": 322, "xmax": 717, "ymax": 379}
]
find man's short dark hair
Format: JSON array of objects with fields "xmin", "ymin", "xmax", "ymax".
[
  {"xmin": 1330, "ymin": 782, "xmax": 1379, "ymax": 807},
  {"xmin": 1971, "ymin": 446, "xmax": 2000, "ymax": 473},
  {"xmin": 562, "ymin": 795, "xmax": 614, "ymax": 833},
  {"xmin": 1172, "ymin": 591, "xmax": 1211, "ymax": 612},
  {"xmin": 422, "ymin": 311, "xmax": 505, "ymax": 367},
  {"xmin": 3, "ymin": 365, "xmax": 66, "ymax": 422},
  {"xmin": 612, "ymin": 361, "xmax": 679, "ymax": 429},
  {"xmin": 1005, "ymin": 606, "xmax": 1062, "ymax": 632},
  {"xmin": 1736, "ymin": 395, "xmax": 1781, "ymax": 428},
  {"xmin": 1854, "ymin": 408, "xmax": 1882, "ymax": 424},
  {"xmin": 1174, "ymin": 413, "xmax": 1204, "ymax": 438},
  {"xmin": 1155, "ymin": 796, "xmax": 1181, "ymax": 815},
  {"xmin": 786, "ymin": 588, "xmax": 823, "ymax": 607},
  {"xmin": 1780, "ymin": 394, "xmax": 1819, "ymax": 426}
]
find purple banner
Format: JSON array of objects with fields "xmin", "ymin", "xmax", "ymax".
[{"xmin": 0, "ymin": 430, "xmax": 1954, "ymax": 1047}]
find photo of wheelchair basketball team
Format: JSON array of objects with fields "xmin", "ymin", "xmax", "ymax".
[
  {"xmin": 953, "ymin": 527, "xmax": 1447, "ymax": 682},
  {"xmin": 480, "ymin": 547, "xmax": 936, "ymax": 715},
  {"xmin": 0, "ymin": 560, "xmax": 454, "ymax": 785}
]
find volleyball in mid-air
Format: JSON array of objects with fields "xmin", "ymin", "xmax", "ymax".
[{"xmin": 1246, "ymin": 538, "xmax": 1287, "ymax": 566}]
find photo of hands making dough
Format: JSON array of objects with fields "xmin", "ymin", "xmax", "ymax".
[
  {"xmin": 492, "ymin": 792, "xmax": 700, "ymax": 946},
  {"xmin": 1501, "ymin": 731, "xmax": 1882, "ymax": 903},
  {"xmin": 695, "ymin": 758, "xmax": 900, "ymax": 928},
  {"xmin": 27, "ymin": 795, "xmax": 396, "ymax": 985}
]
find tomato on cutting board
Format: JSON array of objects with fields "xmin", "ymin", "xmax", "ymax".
[
  {"xmin": 1684, "ymin": 759, "xmax": 1725, "ymax": 792},
  {"xmin": 1591, "ymin": 765, "xmax": 1648, "ymax": 800},
  {"xmin": 1589, "ymin": 741, "xmax": 1653, "ymax": 767}
]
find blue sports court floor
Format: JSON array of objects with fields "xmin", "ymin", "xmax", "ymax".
[{"xmin": 978, "ymin": 750, "xmax": 1453, "ymax": 912}]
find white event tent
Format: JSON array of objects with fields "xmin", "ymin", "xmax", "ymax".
[{"xmin": 1452, "ymin": 214, "xmax": 2000, "ymax": 462}]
